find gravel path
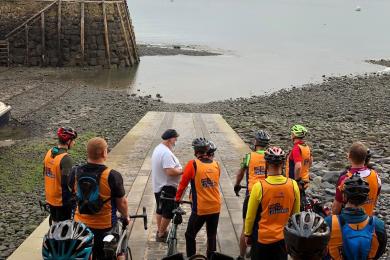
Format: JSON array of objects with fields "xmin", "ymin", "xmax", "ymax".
[{"xmin": 0, "ymin": 67, "xmax": 389, "ymax": 259}]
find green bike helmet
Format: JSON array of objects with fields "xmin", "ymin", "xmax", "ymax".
[{"xmin": 291, "ymin": 125, "xmax": 308, "ymax": 138}]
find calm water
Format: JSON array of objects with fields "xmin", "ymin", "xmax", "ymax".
[{"xmin": 126, "ymin": 0, "xmax": 390, "ymax": 102}]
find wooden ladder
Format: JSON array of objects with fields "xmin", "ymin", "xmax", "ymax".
[{"xmin": 0, "ymin": 40, "xmax": 10, "ymax": 67}]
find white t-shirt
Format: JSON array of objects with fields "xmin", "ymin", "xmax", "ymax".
[{"xmin": 151, "ymin": 143, "xmax": 182, "ymax": 193}]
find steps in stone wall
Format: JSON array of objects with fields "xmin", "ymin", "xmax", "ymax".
[{"xmin": 0, "ymin": 40, "xmax": 9, "ymax": 66}]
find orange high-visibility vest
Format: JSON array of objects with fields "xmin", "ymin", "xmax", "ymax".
[
  {"xmin": 191, "ymin": 159, "xmax": 221, "ymax": 216},
  {"xmin": 74, "ymin": 168, "xmax": 113, "ymax": 229},
  {"xmin": 246, "ymin": 152, "xmax": 266, "ymax": 193},
  {"xmin": 257, "ymin": 178, "xmax": 295, "ymax": 244},
  {"xmin": 285, "ymin": 144, "xmax": 311, "ymax": 183},
  {"xmin": 44, "ymin": 150, "xmax": 68, "ymax": 206}
]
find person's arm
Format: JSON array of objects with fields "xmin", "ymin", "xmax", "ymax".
[
  {"xmin": 332, "ymin": 174, "xmax": 346, "ymax": 215},
  {"xmin": 108, "ymin": 170, "xmax": 129, "ymax": 222},
  {"xmin": 61, "ymin": 155, "xmax": 74, "ymax": 192},
  {"xmin": 291, "ymin": 147, "xmax": 302, "ymax": 180},
  {"xmin": 162, "ymin": 152, "xmax": 182, "ymax": 176},
  {"xmin": 116, "ymin": 196, "xmax": 129, "ymax": 217},
  {"xmin": 164, "ymin": 167, "xmax": 182, "ymax": 176},
  {"xmin": 244, "ymin": 182, "xmax": 262, "ymax": 236},
  {"xmin": 374, "ymin": 218, "xmax": 387, "ymax": 260},
  {"xmin": 235, "ymin": 168, "xmax": 245, "ymax": 186},
  {"xmin": 332, "ymin": 200, "xmax": 343, "ymax": 215},
  {"xmin": 175, "ymin": 161, "xmax": 195, "ymax": 201},
  {"xmin": 292, "ymin": 180, "xmax": 301, "ymax": 214}
]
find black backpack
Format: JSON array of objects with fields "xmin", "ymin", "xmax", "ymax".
[{"xmin": 76, "ymin": 168, "xmax": 110, "ymax": 215}]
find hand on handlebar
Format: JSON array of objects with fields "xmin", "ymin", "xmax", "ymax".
[{"xmin": 122, "ymin": 216, "xmax": 131, "ymax": 226}]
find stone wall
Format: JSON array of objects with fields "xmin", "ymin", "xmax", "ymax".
[{"xmin": 0, "ymin": 0, "xmax": 138, "ymax": 67}]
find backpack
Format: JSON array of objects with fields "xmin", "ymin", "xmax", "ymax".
[
  {"xmin": 339, "ymin": 215, "xmax": 376, "ymax": 260},
  {"xmin": 76, "ymin": 167, "xmax": 110, "ymax": 215}
]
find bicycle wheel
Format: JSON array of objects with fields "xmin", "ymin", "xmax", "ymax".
[{"xmin": 167, "ymin": 238, "xmax": 177, "ymax": 256}]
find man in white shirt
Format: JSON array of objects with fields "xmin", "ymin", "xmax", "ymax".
[{"xmin": 152, "ymin": 129, "xmax": 183, "ymax": 241}]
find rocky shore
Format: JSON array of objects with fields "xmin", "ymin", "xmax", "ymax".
[{"xmin": 0, "ymin": 65, "xmax": 389, "ymax": 258}]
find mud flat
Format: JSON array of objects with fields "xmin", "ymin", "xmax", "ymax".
[{"xmin": 0, "ymin": 67, "xmax": 389, "ymax": 258}]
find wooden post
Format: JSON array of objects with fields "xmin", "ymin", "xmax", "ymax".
[
  {"xmin": 25, "ymin": 24, "xmax": 29, "ymax": 65},
  {"xmin": 41, "ymin": 12, "xmax": 46, "ymax": 66},
  {"xmin": 57, "ymin": 0, "xmax": 62, "ymax": 65},
  {"xmin": 80, "ymin": 1, "xmax": 85, "ymax": 65},
  {"xmin": 116, "ymin": 2, "xmax": 133, "ymax": 66},
  {"xmin": 102, "ymin": 1, "xmax": 111, "ymax": 67},
  {"xmin": 123, "ymin": 2, "xmax": 139, "ymax": 62}
]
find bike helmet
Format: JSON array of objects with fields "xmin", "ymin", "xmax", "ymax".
[
  {"xmin": 264, "ymin": 146, "xmax": 285, "ymax": 165},
  {"xmin": 207, "ymin": 141, "xmax": 217, "ymax": 155},
  {"xmin": 57, "ymin": 127, "xmax": 78, "ymax": 143},
  {"xmin": 42, "ymin": 220, "xmax": 94, "ymax": 260},
  {"xmin": 291, "ymin": 124, "xmax": 308, "ymax": 138},
  {"xmin": 342, "ymin": 174, "xmax": 370, "ymax": 205},
  {"xmin": 192, "ymin": 137, "xmax": 211, "ymax": 153},
  {"xmin": 284, "ymin": 212, "xmax": 330, "ymax": 260},
  {"xmin": 254, "ymin": 130, "xmax": 271, "ymax": 147}
]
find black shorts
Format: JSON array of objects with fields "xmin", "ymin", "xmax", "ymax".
[
  {"xmin": 49, "ymin": 204, "xmax": 72, "ymax": 222},
  {"xmin": 242, "ymin": 195, "xmax": 250, "ymax": 219},
  {"xmin": 155, "ymin": 185, "xmax": 177, "ymax": 219},
  {"xmin": 251, "ymin": 240, "xmax": 287, "ymax": 260}
]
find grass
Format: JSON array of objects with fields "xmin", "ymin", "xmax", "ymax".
[{"xmin": 0, "ymin": 131, "xmax": 97, "ymax": 194}]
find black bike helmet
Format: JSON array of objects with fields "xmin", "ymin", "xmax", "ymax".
[
  {"xmin": 264, "ymin": 146, "xmax": 285, "ymax": 165},
  {"xmin": 192, "ymin": 137, "xmax": 211, "ymax": 153},
  {"xmin": 254, "ymin": 130, "xmax": 271, "ymax": 147},
  {"xmin": 42, "ymin": 220, "xmax": 94, "ymax": 260},
  {"xmin": 284, "ymin": 212, "xmax": 330, "ymax": 260},
  {"xmin": 342, "ymin": 174, "xmax": 370, "ymax": 205},
  {"xmin": 207, "ymin": 141, "xmax": 217, "ymax": 155}
]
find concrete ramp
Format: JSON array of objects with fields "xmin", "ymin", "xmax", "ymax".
[{"xmin": 9, "ymin": 112, "xmax": 250, "ymax": 260}]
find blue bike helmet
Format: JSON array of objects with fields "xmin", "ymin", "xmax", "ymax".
[{"xmin": 42, "ymin": 220, "xmax": 94, "ymax": 260}]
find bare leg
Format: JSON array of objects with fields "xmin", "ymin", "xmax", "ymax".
[
  {"xmin": 158, "ymin": 217, "xmax": 171, "ymax": 236},
  {"xmin": 156, "ymin": 213, "xmax": 162, "ymax": 232},
  {"xmin": 239, "ymin": 220, "xmax": 247, "ymax": 257}
]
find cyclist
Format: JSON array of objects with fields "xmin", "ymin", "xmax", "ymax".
[
  {"xmin": 332, "ymin": 142, "xmax": 381, "ymax": 216},
  {"xmin": 286, "ymin": 124, "xmax": 312, "ymax": 210},
  {"xmin": 42, "ymin": 220, "xmax": 94, "ymax": 260},
  {"xmin": 325, "ymin": 175, "xmax": 387, "ymax": 260},
  {"xmin": 43, "ymin": 127, "xmax": 77, "ymax": 223},
  {"xmin": 69, "ymin": 137, "xmax": 130, "ymax": 260},
  {"xmin": 284, "ymin": 212, "xmax": 330, "ymax": 260},
  {"xmin": 234, "ymin": 130, "xmax": 270, "ymax": 260},
  {"xmin": 244, "ymin": 147, "xmax": 300, "ymax": 260},
  {"xmin": 176, "ymin": 138, "xmax": 221, "ymax": 258},
  {"xmin": 152, "ymin": 129, "xmax": 183, "ymax": 242}
]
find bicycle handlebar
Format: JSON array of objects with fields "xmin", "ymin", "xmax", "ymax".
[
  {"xmin": 160, "ymin": 194, "xmax": 192, "ymax": 205},
  {"xmin": 129, "ymin": 207, "xmax": 148, "ymax": 230},
  {"xmin": 234, "ymin": 185, "xmax": 247, "ymax": 196}
]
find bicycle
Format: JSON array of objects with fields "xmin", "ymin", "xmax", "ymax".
[
  {"xmin": 160, "ymin": 192, "xmax": 192, "ymax": 257},
  {"xmin": 303, "ymin": 197, "xmax": 331, "ymax": 217},
  {"xmin": 102, "ymin": 207, "xmax": 148, "ymax": 260}
]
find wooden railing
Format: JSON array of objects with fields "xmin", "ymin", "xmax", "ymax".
[{"xmin": 2, "ymin": 0, "xmax": 139, "ymax": 67}]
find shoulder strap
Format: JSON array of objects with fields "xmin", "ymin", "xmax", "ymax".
[{"xmin": 193, "ymin": 160, "xmax": 197, "ymax": 174}]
